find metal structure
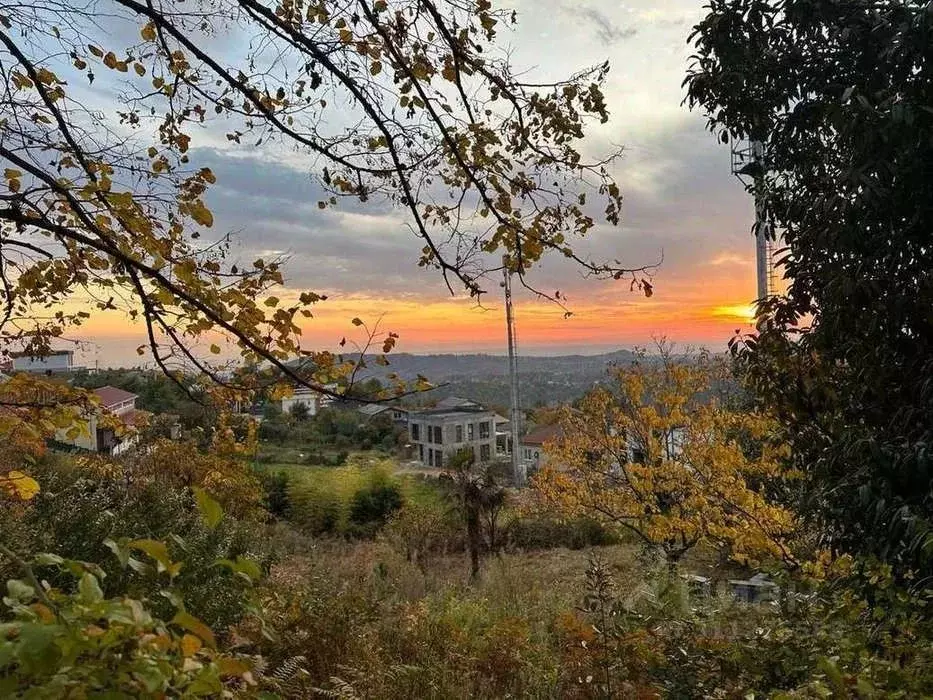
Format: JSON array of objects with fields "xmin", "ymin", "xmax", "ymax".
[
  {"xmin": 502, "ymin": 264, "xmax": 525, "ymax": 486},
  {"xmin": 732, "ymin": 140, "xmax": 777, "ymax": 299}
]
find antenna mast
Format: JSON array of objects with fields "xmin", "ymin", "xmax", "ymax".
[
  {"xmin": 732, "ymin": 139, "xmax": 775, "ymax": 299},
  {"xmin": 502, "ymin": 263, "xmax": 524, "ymax": 486}
]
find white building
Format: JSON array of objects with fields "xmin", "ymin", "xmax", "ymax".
[
  {"xmin": 280, "ymin": 386, "xmax": 324, "ymax": 417},
  {"xmin": 408, "ymin": 405, "xmax": 498, "ymax": 469},
  {"xmin": 10, "ymin": 350, "xmax": 75, "ymax": 374},
  {"xmin": 56, "ymin": 385, "xmax": 143, "ymax": 456}
]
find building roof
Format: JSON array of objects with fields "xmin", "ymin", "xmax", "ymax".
[
  {"xmin": 435, "ymin": 395, "xmax": 482, "ymax": 410},
  {"xmin": 358, "ymin": 403, "xmax": 390, "ymax": 417},
  {"xmin": 521, "ymin": 423, "xmax": 563, "ymax": 446},
  {"xmin": 411, "ymin": 406, "xmax": 493, "ymax": 419},
  {"xmin": 94, "ymin": 386, "xmax": 138, "ymax": 408},
  {"xmin": 9, "ymin": 349, "xmax": 74, "ymax": 358}
]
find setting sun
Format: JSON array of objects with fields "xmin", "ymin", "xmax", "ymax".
[{"xmin": 711, "ymin": 304, "xmax": 757, "ymax": 322}]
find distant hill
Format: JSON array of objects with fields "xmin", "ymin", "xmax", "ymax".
[
  {"xmin": 357, "ymin": 349, "xmax": 643, "ymax": 410},
  {"xmin": 359, "ymin": 349, "xmax": 638, "ymax": 381}
]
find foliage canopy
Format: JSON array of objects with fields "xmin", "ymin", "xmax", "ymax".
[{"xmin": 686, "ymin": 0, "xmax": 933, "ymax": 578}]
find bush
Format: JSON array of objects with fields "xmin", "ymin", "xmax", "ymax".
[
  {"xmin": 5, "ymin": 456, "xmax": 270, "ymax": 630},
  {"xmin": 506, "ymin": 517, "xmax": 619, "ymax": 551},
  {"xmin": 348, "ymin": 479, "xmax": 404, "ymax": 538},
  {"xmin": 0, "ymin": 551, "xmax": 258, "ymax": 698},
  {"xmin": 261, "ymin": 471, "xmax": 291, "ymax": 520}
]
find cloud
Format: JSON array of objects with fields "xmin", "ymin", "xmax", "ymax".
[{"xmin": 570, "ymin": 6, "xmax": 638, "ymax": 45}]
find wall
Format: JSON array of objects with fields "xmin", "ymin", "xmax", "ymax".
[
  {"xmin": 12, "ymin": 353, "xmax": 73, "ymax": 373},
  {"xmin": 409, "ymin": 412, "xmax": 497, "ymax": 468}
]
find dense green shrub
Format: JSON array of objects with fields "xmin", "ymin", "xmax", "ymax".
[
  {"xmin": 261, "ymin": 470, "xmax": 292, "ymax": 519},
  {"xmin": 0, "ymin": 556, "xmax": 258, "ymax": 698},
  {"xmin": 348, "ymin": 479, "xmax": 404, "ymax": 537},
  {"xmin": 4, "ymin": 457, "xmax": 270, "ymax": 630},
  {"xmin": 286, "ymin": 464, "xmax": 406, "ymax": 538}
]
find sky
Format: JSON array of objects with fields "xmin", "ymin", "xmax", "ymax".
[{"xmin": 66, "ymin": 0, "xmax": 763, "ymax": 368}]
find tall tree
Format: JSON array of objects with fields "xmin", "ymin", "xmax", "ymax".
[
  {"xmin": 686, "ymin": 0, "xmax": 933, "ymax": 578},
  {"xmin": 442, "ymin": 448, "xmax": 505, "ymax": 579},
  {"xmin": 532, "ymin": 351, "xmax": 795, "ymax": 571}
]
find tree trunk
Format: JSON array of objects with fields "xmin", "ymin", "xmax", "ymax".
[{"xmin": 467, "ymin": 508, "xmax": 481, "ymax": 580}]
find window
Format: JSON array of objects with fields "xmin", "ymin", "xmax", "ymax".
[
  {"xmin": 534, "ymin": 451, "xmax": 539, "ymax": 460},
  {"xmin": 433, "ymin": 425, "xmax": 443, "ymax": 444},
  {"xmin": 467, "ymin": 423, "xmax": 474, "ymax": 440},
  {"xmin": 455, "ymin": 424, "xmax": 463, "ymax": 443},
  {"xmin": 411, "ymin": 423, "xmax": 420, "ymax": 441},
  {"xmin": 419, "ymin": 445, "xmax": 424, "ymax": 462},
  {"xmin": 435, "ymin": 450, "xmax": 443, "ymax": 468},
  {"xmin": 470, "ymin": 445, "xmax": 476, "ymax": 459},
  {"xmin": 427, "ymin": 425, "xmax": 433, "ymax": 443},
  {"xmin": 479, "ymin": 421, "xmax": 490, "ymax": 439},
  {"xmin": 480, "ymin": 444, "xmax": 491, "ymax": 462}
]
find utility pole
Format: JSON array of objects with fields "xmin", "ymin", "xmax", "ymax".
[
  {"xmin": 502, "ymin": 263, "xmax": 524, "ymax": 486},
  {"xmin": 733, "ymin": 139, "xmax": 775, "ymax": 299}
]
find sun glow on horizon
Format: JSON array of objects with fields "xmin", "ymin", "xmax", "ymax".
[{"xmin": 711, "ymin": 304, "xmax": 757, "ymax": 322}]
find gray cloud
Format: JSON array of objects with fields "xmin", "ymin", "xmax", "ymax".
[
  {"xmin": 191, "ymin": 106, "xmax": 756, "ymax": 306},
  {"xmin": 196, "ymin": 148, "xmax": 445, "ymax": 297},
  {"xmin": 572, "ymin": 6, "xmax": 639, "ymax": 45}
]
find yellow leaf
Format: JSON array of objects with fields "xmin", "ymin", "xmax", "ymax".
[
  {"xmin": 180, "ymin": 633, "xmax": 202, "ymax": 657},
  {"xmin": 103, "ymin": 52, "xmax": 117, "ymax": 69},
  {"xmin": 217, "ymin": 656, "xmax": 251, "ymax": 677},
  {"xmin": 209, "ymin": 344, "xmax": 221, "ymax": 354},
  {"xmin": 351, "ymin": 317, "xmax": 363, "ymax": 326},
  {"xmin": 31, "ymin": 603, "xmax": 54, "ymax": 623},
  {"xmin": 339, "ymin": 29, "xmax": 352, "ymax": 44},
  {"xmin": 264, "ymin": 297, "xmax": 279, "ymax": 307},
  {"xmin": 4, "ymin": 168, "xmax": 22, "ymax": 179},
  {"xmin": 141, "ymin": 22, "xmax": 156, "ymax": 42},
  {"xmin": 199, "ymin": 167, "xmax": 216, "ymax": 184},
  {"xmin": 189, "ymin": 201, "xmax": 214, "ymax": 227},
  {"xmin": 133, "ymin": 63, "xmax": 146, "ymax": 76},
  {"xmin": 88, "ymin": 45, "xmax": 104, "ymax": 58},
  {"xmin": 0, "ymin": 471, "xmax": 40, "ymax": 501}
]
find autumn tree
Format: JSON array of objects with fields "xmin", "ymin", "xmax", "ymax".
[
  {"xmin": 0, "ymin": 0, "xmax": 651, "ymax": 385},
  {"xmin": 686, "ymin": 0, "xmax": 933, "ymax": 581},
  {"xmin": 129, "ymin": 412, "xmax": 264, "ymax": 517},
  {"xmin": 532, "ymin": 350, "xmax": 796, "ymax": 572},
  {"xmin": 0, "ymin": 0, "xmax": 653, "ymax": 493}
]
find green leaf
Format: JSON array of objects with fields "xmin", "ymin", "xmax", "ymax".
[
  {"xmin": 6, "ymin": 579, "xmax": 35, "ymax": 603},
  {"xmin": 104, "ymin": 537, "xmax": 129, "ymax": 567},
  {"xmin": 216, "ymin": 555, "xmax": 261, "ymax": 583},
  {"xmin": 172, "ymin": 610, "xmax": 216, "ymax": 648},
  {"xmin": 129, "ymin": 539, "xmax": 181, "ymax": 578},
  {"xmin": 33, "ymin": 553, "xmax": 64, "ymax": 567},
  {"xmin": 78, "ymin": 573, "xmax": 103, "ymax": 603},
  {"xmin": 193, "ymin": 487, "xmax": 223, "ymax": 529}
]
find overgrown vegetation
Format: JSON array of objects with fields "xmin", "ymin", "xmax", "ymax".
[{"xmin": 2, "ymin": 0, "xmax": 933, "ymax": 696}]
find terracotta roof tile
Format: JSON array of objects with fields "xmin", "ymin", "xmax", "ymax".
[
  {"xmin": 94, "ymin": 386, "xmax": 137, "ymax": 408},
  {"xmin": 521, "ymin": 423, "xmax": 563, "ymax": 446}
]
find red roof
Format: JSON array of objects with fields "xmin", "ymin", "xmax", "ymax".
[
  {"xmin": 94, "ymin": 386, "xmax": 137, "ymax": 408},
  {"xmin": 521, "ymin": 423, "xmax": 563, "ymax": 446}
]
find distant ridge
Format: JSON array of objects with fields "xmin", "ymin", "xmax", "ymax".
[{"xmin": 358, "ymin": 349, "xmax": 640, "ymax": 382}]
